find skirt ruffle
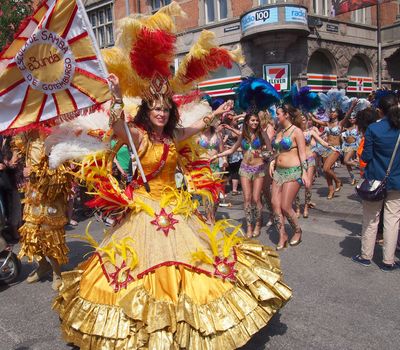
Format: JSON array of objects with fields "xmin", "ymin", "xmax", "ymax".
[
  {"xmin": 53, "ymin": 242, "xmax": 291, "ymax": 350},
  {"xmin": 18, "ymin": 222, "xmax": 69, "ymax": 265}
]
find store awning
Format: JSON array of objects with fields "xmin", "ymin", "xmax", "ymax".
[
  {"xmin": 307, "ymin": 74, "xmax": 337, "ymax": 92},
  {"xmin": 198, "ymin": 76, "xmax": 242, "ymax": 97}
]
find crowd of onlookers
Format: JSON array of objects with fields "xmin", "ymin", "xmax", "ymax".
[{"xmin": 0, "ymin": 90, "xmax": 399, "ymax": 271}]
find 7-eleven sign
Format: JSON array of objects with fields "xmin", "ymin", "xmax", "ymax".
[{"xmin": 263, "ymin": 64, "xmax": 291, "ymax": 92}]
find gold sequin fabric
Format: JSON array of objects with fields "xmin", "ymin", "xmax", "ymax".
[
  {"xmin": 53, "ymin": 242, "xmax": 291, "ymax": 349},
  {"xmin": 53, "ymin": 135, "xmax": 292, "ymax": 349},
  {"xmin": 18, "ymin": 136, "xmax": 71, "ymax": 265}
]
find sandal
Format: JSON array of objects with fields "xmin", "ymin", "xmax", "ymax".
[
  {"xmin": 231, "ymin": 191, "xmax": 241, "ymax": 196},
  {"xmin": 68, "ymin": 219, "xmax": 78, "ymax": 226}
]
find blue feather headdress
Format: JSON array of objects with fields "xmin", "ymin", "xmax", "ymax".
[
  {"xmin": 236, "ymin": 77, "xmax": 281, "ymax": 113},
  {"xmin": 318, "ymin": 88, "xmax": 349, "ymax": 113},
  {"xmin": 343, "ymin": 97, "xmax": 370, "ymax": 117},
  {"xmin": 200, "ymin": 95, "xmax": 225, "ymax": 111},
  {"xmin": 283, "ymin": 84, "xmax": 321, "ymax": 112}
]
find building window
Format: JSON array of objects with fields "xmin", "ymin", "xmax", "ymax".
[
  {"xmin": 259, "ymin": 0, "xmax": 277, "ymax": 5},
  {"xmin": 88, "ymin": 3, "xmax": 114, "ymax": 48},
  {"xmin": 352, "ymin": 7, "xmax": 367, "ymax": 24},
  {"xmin": 205, "ymin": 0, "xmax": 228, "ymax": 24},
  {"xmin": 313, "ymin": 0, "xmax": 329, "ymax": 16},
  {"xmin": 151, "ymin": 0, "xmax": 171, "ymax": 11}
]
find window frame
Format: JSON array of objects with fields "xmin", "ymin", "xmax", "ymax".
[
  {"xmin": 352, "ymin": 7, "xmax": 367, "ymax": 24},
  {"xmin": 87, "ymin": 2, "xmax": 114, "ymax": 49},
  {"xmin": 151, "ymin": 0, "xmax": 171, "ymax": 12},
  {"xmin": 205, "ymin": 0, "xmax": 229, "ymax": 24}
]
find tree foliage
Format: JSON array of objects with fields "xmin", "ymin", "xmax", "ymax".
[{"xmin": 0, "ymin": 0, "xmax": 34, "ymax": 52}]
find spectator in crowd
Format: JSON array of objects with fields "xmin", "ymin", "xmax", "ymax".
[
  {"xmin": 0, "ymin": 135, "xmax": 22, "ymax": 242},
  {"xmin": 352, "ymin": 94, "xmax": 400, "ymax": 271}
]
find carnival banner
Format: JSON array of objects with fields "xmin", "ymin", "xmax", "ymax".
[
  {"xmin": 0, "ymin": 0, "xmax": 110, "ymax": 133},
  {"xmin": 332, "ymin": 0, "xmax": 392, "ymax": 16}
]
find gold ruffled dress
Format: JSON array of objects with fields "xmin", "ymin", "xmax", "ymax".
[
  {"xmin": 18, "ymin": 134, "xmax": 71, "ymax": 265},
  {"xmin": 53, "ymin": 133, "xmax": 292, "ymax": 349}
]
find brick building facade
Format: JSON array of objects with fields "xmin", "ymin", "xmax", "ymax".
[{"xmin": 84, "ymin": 0, "xmax": 400, "ymax": 92}]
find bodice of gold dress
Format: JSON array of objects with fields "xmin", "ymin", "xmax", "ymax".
[
  {"xmin": 53, "ymin": 131, "xmax": 292, "ymax": 350},
  {"xmin": 134, "ymin": 133, "xmax": 178, "ymax": 199}
]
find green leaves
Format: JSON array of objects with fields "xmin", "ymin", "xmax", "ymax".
[{"xmin": 0, "ymin": 0, "xmax": 34, "ymax": 52}]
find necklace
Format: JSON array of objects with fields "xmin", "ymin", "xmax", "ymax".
[
  {"xmin": 151, "ymin": 132, "xmax": 170, "ymax": 144},
  {"xmin": 282, "ymin": 124, "xmax": 293, "ymax": 135}
]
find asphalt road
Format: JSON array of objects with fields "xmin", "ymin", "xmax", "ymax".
[{"xmin": 1, "ymin": 167, "xmax": 399, "ymax": 350}]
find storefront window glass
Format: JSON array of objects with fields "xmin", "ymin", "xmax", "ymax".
[
  {"xmin": 348, "ymin": 56, "xmax": 370, "ymax": 76},
  {"xmin": 308, "ymin": 51, "xmax": 334, "ymax": 74},
  {"xmin": 205, "ymin": 0, "xmax": 216, "ymax": 23},
  {"xmin": 218, "ymin": 0, "xmax": 228, "ymax": 19}
]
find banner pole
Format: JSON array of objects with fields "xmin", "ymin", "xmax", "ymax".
[
  {"xmin": 377, "ymin": 1, "xmax": 382, "ymax": 89},
  {"xmin": 77, "ymin": 0, "xmax": 150, "ymax": 191}
]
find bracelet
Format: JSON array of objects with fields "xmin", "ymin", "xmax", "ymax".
[
  {"xmin": 301, "ymin": 160, "xmax": 309, "ymax": 172},
  {"xmin": 202, "ymin": 113, "xmax": 216, "ymax": 130},
  {"xmin": 109, "ymin": 102, "xmax": 124, "ymax": 127}
]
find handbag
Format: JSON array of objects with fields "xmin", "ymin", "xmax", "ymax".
[{"xmin": 356, "ymin": 132, "xmax": 400, "ymax": 201}]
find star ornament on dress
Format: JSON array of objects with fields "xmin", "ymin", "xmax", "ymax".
[
  {"xmin": 150, "ymin": 208, "xmax": 179, "ymax": 237},
  {"xmin": 213, "ymin": 255, "xmax": 238, "ymax": 281},
  {"xmin": 108, "ymin": 260, "xmax": 135, "ymax": 292}
]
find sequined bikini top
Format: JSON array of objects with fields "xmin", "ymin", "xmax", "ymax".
[
  {"xmin": 272, "ymin": 126, "xmax": 297, "ymax": 152},
  {"xmin": 198, "ymin": 135, "xmax": 220, "ymax": 150},
  {"xmin": 304, "ymin": 131, "xmax": 312, "ymax": 145},
  {"xmin": 241, "ymin": 136, "xmax": 262, "ymax": 151},
  {"xmin": 325, "ymin": 125, "xmax": 341, "ymax": 136},
  {"xmin": 342, "ymin": 127, "xmax": 359, "ymax": 139}
]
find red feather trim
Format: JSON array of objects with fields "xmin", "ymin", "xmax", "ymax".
[
  {"xmin": 173, "ymin": 90, "xmax": 202, "ymax": 108},
  {"xmin": 130, "ymin": 28, "xmax": 176, "ymax": 79},
  {"xmin": 181, "ymin": 48, "xmax": 233, "ymax": 85}
]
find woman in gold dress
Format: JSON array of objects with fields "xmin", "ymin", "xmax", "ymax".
[
  {"xmin": 53, "ymin": 3, "xmax": 292, "ymax": 348},
  {"xmin": 53, "ymin": 76, "xmax": 291, "ymax": 349}
]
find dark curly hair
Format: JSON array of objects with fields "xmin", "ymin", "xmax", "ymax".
[
  {"xmin": 356, "ymin": 107, "xmax": 378, "ymax": 134},
  {"xmin": 387, "ymin": 105, "xmax": 400, "ymax": 130},
  {"xmin": 133, "ymin": 98, "xmax": 181, "ymax": 139}
]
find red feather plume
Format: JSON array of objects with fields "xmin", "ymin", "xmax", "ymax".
[
  {"xmin": 181, "ymin": 48, "xmax": 233, "ymax": 85},
  {"xmin": 130, "ymin": 27, "xmax": 176, "ymax": 79}
]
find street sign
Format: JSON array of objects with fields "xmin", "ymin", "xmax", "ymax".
[
  {"xmin": 326, "ymin": 23, "xmax": 339, "ymax": 33},
  {"xmin": 241, "ymin": 7, "xmax": 279, "ymax": 32},
  {"xmin": 263, "ymin": 64, "xmax": 291, "ymax": 92}
]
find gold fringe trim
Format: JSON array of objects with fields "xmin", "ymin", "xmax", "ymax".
[
  {"xmin": 18, "ymin": 224, "xmax": 69, "ymax": 265},
  {"xmin": 53, "ymin": 244, "xmax": 291, "ymax": 349}
]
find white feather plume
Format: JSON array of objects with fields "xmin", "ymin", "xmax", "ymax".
[
  {"xmin": 45, "ymin": 109, "xmax": 110, "ymax": 168},
  {"xmin": 178, "ymin": 100, "xmax": 212, "ymax": 128}
]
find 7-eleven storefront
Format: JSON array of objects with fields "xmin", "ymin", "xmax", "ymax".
[
  {"xmin": 306, "ymin": 74, "xmax": 373, "ymax": 95},
  {"xmin": 198, "ymin": 76, "xmax": 242, "ymax": 98}
]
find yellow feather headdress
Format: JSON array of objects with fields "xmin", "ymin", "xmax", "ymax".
[{"xmin": 101, "ymin": 1, "xmax": 244, "ymax": 102}]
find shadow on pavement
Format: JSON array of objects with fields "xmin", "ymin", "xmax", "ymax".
[
  {"xmin": 240, "ymin": 313, "xmax": 287, "ymax": 350},
  {"xmin": 335, "ymin": 219, "xmax": 362, "ymax": 236},
  {"xmin": 338, "ymin": 235, "xmax": 390, "ymax": 266},
  {"xmin": 64, "ymin": 240, "xmax": 95, "ymax": 271}
]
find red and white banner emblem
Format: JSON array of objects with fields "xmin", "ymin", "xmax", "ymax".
[{"xmin": 0, "ymin": 0, "xmax": 110, "ymax": 133}]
